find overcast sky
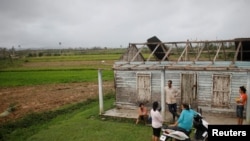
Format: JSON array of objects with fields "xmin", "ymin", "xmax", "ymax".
[{"xmin": 0, "ymin": 0, "xmax": 249, "ymax": 49}]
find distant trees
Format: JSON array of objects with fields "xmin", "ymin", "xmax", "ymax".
[
  {"xmin": 0, "ymin": 47, "xmax": 14, "ymax": 65},
  {"xmin": 0, "ymin": 46, "xmax": 126, "ymax": 60},
  {"xmin": 0, "ymin": 47, "xmax": 8, "ymax": 59}
]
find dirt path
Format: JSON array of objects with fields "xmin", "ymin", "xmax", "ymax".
[{"xmin": 0, "ymin": 82, "xmax": 114, "ymax": 124}]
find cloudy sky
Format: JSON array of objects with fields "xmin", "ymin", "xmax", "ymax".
[{"xmin": 0, "ymin": 0, "xmax": 249, "ymax": 49}]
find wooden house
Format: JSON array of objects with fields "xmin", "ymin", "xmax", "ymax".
[{"xmin": 113, "ymin": 36, "xmax": 250, "ymax": 117}]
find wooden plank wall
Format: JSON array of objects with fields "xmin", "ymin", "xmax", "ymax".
[{"xmin": 114, "ymin": 69, "xmax": 249, "ymax": 113}]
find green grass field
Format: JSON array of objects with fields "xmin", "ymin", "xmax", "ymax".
[
  {"xmin": 0, "ymin": 51, "xmax": 154, "ymax": 141},
  {"xmin": 0, "ymin": 53, "xmax": 116, "ymax": 87},
  {"xmin": 0, "ymin": 70, "xmax": 113, "ymax": 87},
  {"xmin": 1, "ymin": 95, "xmax": 152, "ymax": 141}
]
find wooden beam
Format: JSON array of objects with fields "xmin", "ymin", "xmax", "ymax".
[
  {"xmin": 177, "ymin": 43, "xmax": 188, "ymax": 62},
  {"xmin": 161, "ymin": 46, "xmax": 172, "ymax": 61},
  {"xmin": 212, "ymin": 43, "xmax": 223, "ymax": 64},
  {"xmin": 194, "ymin": 43, "xmax": 204, "ymax": 63},
  {"xmin": 146, "ymin": 43, "xmax": 160, "ymax": 61},
  {"xmin": 221, "ymin": 42, "xmax": 227, "ymax": 61},
  {"xmin": 232, "ymin": 41, "xmax": 242, "ymax": 65},
  {"xmin": 130, "ymin": 44, "xmax": 146, "ymax": 62}
]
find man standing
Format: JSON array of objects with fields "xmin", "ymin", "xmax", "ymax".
[
  {"xmin": 165, "ymin": 80, "xmax": 180, "ymax": 123},
  {"xmin": 235, "ymin": 86, "xmax": 248, "ymax": 125}
]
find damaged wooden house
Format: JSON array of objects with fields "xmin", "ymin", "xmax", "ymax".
[{"xmin": 112, "ymin": 36, "xmax": 250, "ymax": 117}]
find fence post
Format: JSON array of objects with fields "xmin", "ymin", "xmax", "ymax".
[{"xmin": 98, "ymin": 69, "xmax": 104, "ymax": 114}]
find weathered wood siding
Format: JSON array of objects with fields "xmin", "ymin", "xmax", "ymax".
[
  {"xmin": 115, "ymin": 70, "xmax": 162, "ymax": 107},
  {"xmin": 114, "ymin": 69, "xmax": 249, "ymax": 113},
  {"xmin": 115, "ymin": 71, "xmax": 137, "ymax": 104}
]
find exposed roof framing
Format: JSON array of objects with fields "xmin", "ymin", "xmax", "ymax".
[{"xmin": 115, "ymin": 37, "xmax": 250, "ymax": 71}]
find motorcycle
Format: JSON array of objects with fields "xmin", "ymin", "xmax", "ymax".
[
  {"xmin": 193, "ymin": 112, "xmax": 208, "ymax": 141},
  {"xmin": 160, "ymin": 109, "xmax": 208, "ymax": 141},
  {"xmin": 160, "ymin": 126, "xmax": 190, "ymax": 141}
]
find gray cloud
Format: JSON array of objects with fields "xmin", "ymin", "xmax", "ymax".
[{"xmin": 0, "ymin": 0, "xmax": 250, "ymax": 49}]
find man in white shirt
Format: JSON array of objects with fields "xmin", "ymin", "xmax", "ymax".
[{"xmin": 165, "ymin": 80, "xmax": 180, "ymax": 123}]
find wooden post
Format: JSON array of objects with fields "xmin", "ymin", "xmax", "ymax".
[{"xmin": 161, "ymin": 69, "xmax": 166, "ymax": 120}]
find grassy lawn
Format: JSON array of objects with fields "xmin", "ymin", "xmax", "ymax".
[{"xmin": 1, "ymin": 95, "xmax": 152, "ymax": 141}]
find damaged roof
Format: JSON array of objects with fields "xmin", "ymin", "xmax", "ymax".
[{"xmin": 114, "ymin": 36, "xmax": 250, "ymax": 71}]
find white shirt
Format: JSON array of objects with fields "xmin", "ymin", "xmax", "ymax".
[
  {"xmin": 165, "ymin": 86, "xmax": 179, "ymax": 104},
  {"xmin": 150, "ymin": 109, "xmax": 163, "ymax": 128}
]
